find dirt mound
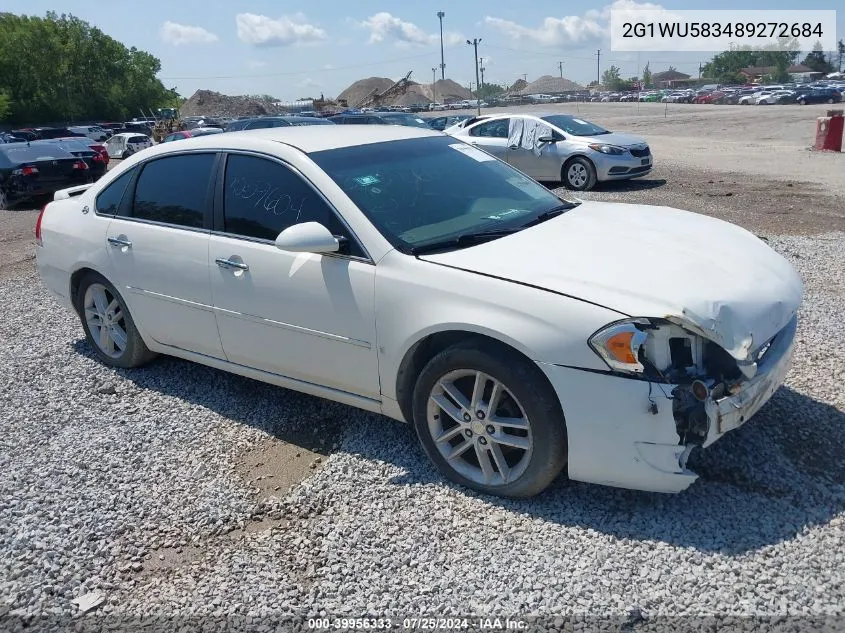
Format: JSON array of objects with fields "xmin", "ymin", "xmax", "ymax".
[
  {"xmin": 180, "ymin": 90, "xmax": 279, "ymax": 118},
  {"xmin": 337, "ymin": 76, "xmax": 473, "ymax": 107},
  {"xmin": 506, "ymin": 79, "xmax": 528, "ymax": 94},
  {"xmin": 518, "ymin": 75, "xmax": 583, "ymax": 94},
  {"xmin": 337, "ymin": 77, "xmax": 395, "ymax": 108}
]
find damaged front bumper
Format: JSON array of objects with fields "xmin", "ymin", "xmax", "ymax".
[{"xmin": 537, "ymin": 315, "xmax": 796, "ymax": 493}]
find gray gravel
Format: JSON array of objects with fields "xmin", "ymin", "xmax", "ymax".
[{"xmin": 1, "ymin": 233, "xmax": 843, "ymax": 631}]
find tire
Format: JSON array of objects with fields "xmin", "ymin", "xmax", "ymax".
[
  {"xmin": 411, "ymin": 339, "xmax": 568, "ymax": 498},
  {"xmin": 799, "ymin": 98, "xmax": 807, "ymax": 105},
  {"xmin": 76, "ymin": 272, "xmax": 156, "ymax": 369},
  {"xmin": 562, "ymin": 157, "xmax": 597, "ymax": 191},
  {"xmin": 827, "ymin": 98, "xmax": 834, "ymax": 104}
]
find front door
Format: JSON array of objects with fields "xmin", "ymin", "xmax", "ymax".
[
  {"xmin": 465, "ymin": 118, "xmax": 510, "ymax": 160},
  {"xmin": 209, "ymin": 153, "xmax": 380, "ymax": 398},
  {"xmin": 105, "ymin": 152, "xmax": 225, "ymax": 359}
]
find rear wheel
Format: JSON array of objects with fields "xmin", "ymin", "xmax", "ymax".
[
  {"xmin": 77, "ymin": 272, "xmax": 156, "ymax": 369},
  {"xmin": 411, "ymin": 340, "xmax": 568, "ymax": 498},
  {"xmin": 562, "ymin": 157, "xmax": 597, "ymax": 191},
  {"xmin": 827, "ymin": 98, "xmax": 835, "ymax": 104},
  {"xmin": 799, "ymin": 98, "xmax": 807, "ymax": 105}
]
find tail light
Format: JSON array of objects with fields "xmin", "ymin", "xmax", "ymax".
[
  {"xmin": 12, "ymin": 165, "xmax": 38, "ymax": 176},
  {"xmin": 35, "ymin": 205, "xmax": 46, "ymax": 247},
  {"xmin": 73, "ymin": 160, "xmax": 89, "ymax": 170},
  {"xmin": 92, "ymin": 153, "xmax": 103, "ymax": 162}
]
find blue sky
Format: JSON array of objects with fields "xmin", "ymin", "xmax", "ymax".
[{"xmin": 6, "ymin": 1, "xmax": 842, "ymax": 100}]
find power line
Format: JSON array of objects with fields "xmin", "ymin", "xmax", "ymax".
[{"xmin": 159, "ymin": 51, "xmax": 439, "ymax": 80}]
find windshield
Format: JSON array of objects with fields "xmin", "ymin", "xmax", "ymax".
[
  {"xmin": 310, "ymin": 136, "xmax": 575, "ymax": 253},
  {"xmin": 541, "ymin": 115, "xmax": 610, "ymax": 136},
  {"xmin": 380, "ymin": 113, "xmax": 431, "ymax": 128}
]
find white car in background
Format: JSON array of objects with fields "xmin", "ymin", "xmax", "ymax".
[
  {"xmin": 68, "ymin": 125, "xmax": 110, "ymax": 142},
  {"xmin": 739, "ymin": 90, "xmax": 773, "ymax": 105},
  {"xmin": 756, "ymin": 90, "xmax": 794, "ymax": 105},
  {"xmin": 104, "ymin": 132, "xmax": 153, "ymax": 159},
  {"xmin": 35, "ymin": 126, "xmax": 802, "ymax": 498},
  {"xmin": 448, "ymin": 113, "xmax": 653, "ymax": 190}
]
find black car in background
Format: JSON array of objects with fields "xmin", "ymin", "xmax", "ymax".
[
  {"xmin": 796, "ymin": 88, "xmax": 843, "ymax": 105},
  {"xmin": 329, "ymin": 112, "xmax": 430, "ymax": 128},
  {"xmin": 32, "ymin": 127, "xmax": 87, "ymax": 140},
  {"xmin": 224, "ymin": 116, "xmax": 335, "ymax": 131},
  {"xmin": 32, "ymin": 138, "xmax": 107, "ymax": 180},
  {"xmin": 0, "ymin": 143, "xmax": 90, "ymax": 208}
]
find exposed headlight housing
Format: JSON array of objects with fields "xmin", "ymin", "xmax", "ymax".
[
  {"xmin": 588, "ymin": 143, "xmax": 626, "ymax": 155},
  {"xmin": 588, "ymin": 319, "xmax": 650, "ymax": 374}
]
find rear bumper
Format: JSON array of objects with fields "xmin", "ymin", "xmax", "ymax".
[{"xmin": 537, "ymin": 316, "xmax": 797, "ymax": 493}]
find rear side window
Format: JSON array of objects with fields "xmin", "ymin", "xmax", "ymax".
[
  {"xmin": 244, "ymin": 120, "xmax": 273, "ymax": 130},
  {"xmin": 95, "ymin": 169, "xmax": 134, "ymax": 216},
  {"xmin": 132, "ymin": 154, "xmax": 215, "ymax": 229}
]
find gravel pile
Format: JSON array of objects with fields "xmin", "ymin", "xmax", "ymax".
[{"xmin": 1, "ymin": 233, "xmax": 843, "ymax": 631}]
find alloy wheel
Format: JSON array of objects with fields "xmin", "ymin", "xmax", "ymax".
[
  {"xmin": 426, "ymin": 369, "xmax": 533, "ymax": 487},
  {"xmin": 83, "ymin": 283, "xmax": 127, "ymax": 358},
  {"xmin": 567, "ymin": 163, "xmax": 588, "ymax": 188}
]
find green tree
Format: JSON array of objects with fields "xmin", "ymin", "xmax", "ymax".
[
  {"xmin": 0, "ymin": 12, "xmax": 178, "ymax": 124},
  {"xmin": 641, "ymin": 62, "xmax": 652, "ymax": 89},
  {"xmin": 702, "ymin": 45, "xmax": 799, "ymax": 84},
  {"xmin": 838, "ymin": 39, "xmax": 844, "ymax": 71},
  {"xmin": 477, "ymin": 82, "xmax": 506, "ymax": 100},
  {"xmin": 601, "ymin": 65, "xmax": 623, "ymax": 90},
  {"xmin": 801, "ymin": 42, "xmax": 834, "ymax": 74},
  {"xmin": 0, "ymin": 92, "xmax": 10, "ymax": 120}
]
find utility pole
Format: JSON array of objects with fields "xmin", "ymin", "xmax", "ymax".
[
  {"xmin": 480, "ymin": 58, "xmax": 486, "ymax": 93},
  {"xmin": 437, "ymin": 11, "xmax": 446, "ymax": 80},
  {"xmin": 698, "ymin": 62, "xmax": 703, "ymax": 78},
  {"xmin": 522, "ymin": 73, "xmax": 527, "ymax": 82},
  {"xmin": 596, "ymin": 49, "xmax": 601, "ymax": 86},
  {"xmin": 432, "ymin": 67, "xmax": 437, "ymax": 105},
  {"xmin": 467, "ymin": 38, "xmax": 482, "ymax": 114},
  {"xmin": 558, "ymin": 61, "xmax": 564, "ymax": 78}
]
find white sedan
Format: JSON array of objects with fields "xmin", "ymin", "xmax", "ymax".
[{"xmin": 35, "ymin": 126, "xmax": 802, "ymax": 497}]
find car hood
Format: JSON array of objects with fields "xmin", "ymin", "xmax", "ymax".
[
  {"xmin": 419, "ymin": 201, "xmax": 803, "ymax": 363},
  {"xmin": 573, "ymin": 131, "xmax": 647, "ymax": 147}
]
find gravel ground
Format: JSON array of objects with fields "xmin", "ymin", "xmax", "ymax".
[{"xmin": 1, "ymin": 230, "xmax": 843, "ymax": 631}]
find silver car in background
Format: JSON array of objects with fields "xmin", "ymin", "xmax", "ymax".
[{"xmin": 448, "ymin": 113, "xmax": 652, "ymax": 191}]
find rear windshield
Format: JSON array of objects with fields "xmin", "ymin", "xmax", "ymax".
[
  {"xmin": 0, "ymin": 144, "xmax": 75, "ymax": 165},
  {"xmin": 128, "ymin": 136, "xmax": 148, "ymax": 144}
]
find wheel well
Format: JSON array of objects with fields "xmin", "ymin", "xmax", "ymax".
[
  {"xmin": 394, "ymin": 331, "xmax": 553, "ymax": 424},
  {"xmin": 69, "ymin": 267, "xmax": 97, "ymax": 314}
]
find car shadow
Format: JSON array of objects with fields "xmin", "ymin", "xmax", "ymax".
[
  {"xmin": 542, "ymin": 178, "xmax": 667, "ymax": 194},
  {"xmin": 73, "ymin": 339, "xmax": 845, "ymax": 556}
]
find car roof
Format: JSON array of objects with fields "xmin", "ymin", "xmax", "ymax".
[
  {"xmin": 111, "ymin": 132, "xmax": 149, "ymax": 138},
  {"xmin": 133, "ymin": 125, "xmax": 441, "ymax": 156}
]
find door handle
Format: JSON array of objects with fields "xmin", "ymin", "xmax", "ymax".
[
  {"xmin": 509, "ymin": 145, "xmax": 519, "ymax": 150},
  {"xmin": 215, "ymin": 257, "xmax": 249, "ymax": 271},
  {"xmin": 107, "ymin": 236, "xmax": 132, "ymax": 248}
]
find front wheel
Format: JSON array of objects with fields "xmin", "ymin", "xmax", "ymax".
[
  {"xmin": 799, "ymin": 98, "xmax": 807, "ymax": 105},
  {"xmin": 563, "ymin": 157, "xmax": 597, "ymax": 191},
  {"xmin": 77, "ymin": 272, "xmax": 156, "ymax": 369},
  {"xmin": 412, "ymin": 340, "xmax": 568, "ymax": 498}
]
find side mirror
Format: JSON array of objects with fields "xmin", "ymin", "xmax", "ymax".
[
  {"xmin": 538, "ymin": 134, "xmax": 562, "ymax": 144},
  {"xmin": 275, "ymin": 222, "xmax": 340, "ymax": 254}
]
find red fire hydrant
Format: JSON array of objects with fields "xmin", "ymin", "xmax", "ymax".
[{"xmin": 814, "ymin": 109, "xmax": 844, "ymax": 152}]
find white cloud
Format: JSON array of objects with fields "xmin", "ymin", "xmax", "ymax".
[
  {"xmin": 300, "ymin": 77, "xmax": 321, "ymax": 88},
  {"xmin": 248, "ymin": 60, "xmax": 268, "ymax": 69},
  {"xmin": 236, "ymin": 13, "xmax": 327, "ymax": 47},
  {"xmin": 358, "ymin": 12, "xmax": 463, "ymax": 47},
  {"xmin": 160, "ymin": 21, "xmax": 218, "ymax": 46},
  {"xmin": 485, "ymin": 0, "xmax": 664, "ymax": 48}
]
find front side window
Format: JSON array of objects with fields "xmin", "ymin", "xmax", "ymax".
[
  {"xmin": 223, "ymin": 154, "xmax": 344, "ymax": 244},
  {"xmin": 469, "ymin": 119, "xmax": 509, "ymax": 138},
  {"xmin": 95, "ymin": 169, "xmax": 134, "ymax": 215},
  {"xmin": 131, "ymin": 153, "xmax": 215, "ymax": 228},
  {"xmin": 311, "ymin": 136, "xmax": 574, "ymax": 253}
]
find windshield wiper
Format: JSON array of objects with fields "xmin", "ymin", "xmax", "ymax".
[
  {"xmin": 521, "ymin": 202, "xmax": 579, "ymax": 228},
  {"xmin": 410, "ymin": 228, "xmax": 520, "ymax": 255}
]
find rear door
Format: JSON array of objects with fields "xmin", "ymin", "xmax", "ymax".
[
  {"xmin": 465, "ymin": 118, "xmax": 510, "ymax": 160},
  {"xmin": 105, "ymin": 152, "xmax": 225, "ymax": 359}
]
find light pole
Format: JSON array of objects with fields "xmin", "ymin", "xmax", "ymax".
[
  {"xmin": 480, "ymin": 58, "xmax": 486, "ymax": 94},
  {"xmin": 432, "ymin": 67, "xmax": 437, "ymax": 105},
  {"xmin": 437, "ymin": 11, "xmax": 446, "ymax": 80},
  {"xmin": 467, "ymin": 37, "xmax": 482, "ymax": 114}
]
